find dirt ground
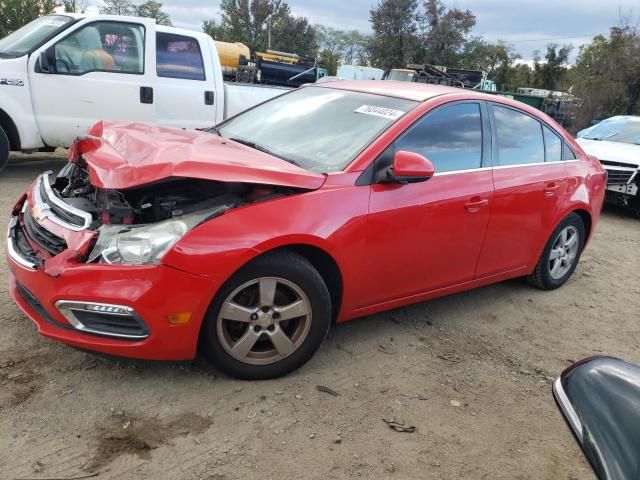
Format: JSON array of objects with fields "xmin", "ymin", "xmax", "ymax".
[{"xmin": 1, "ymin": 153, "xmax": 638, "ymax": 480}]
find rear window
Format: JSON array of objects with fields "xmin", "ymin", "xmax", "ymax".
[
  {"xmin": 156, "ymin": 33, "xmax": 205, "ymax": 80},
  {"xmin": 493, "ymin": 105, "xmax": 545, "ymax": 166}
]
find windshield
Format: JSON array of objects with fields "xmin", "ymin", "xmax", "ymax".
[
  {"xmin": 217, "ymin": 87, "xmax": 417, "ymax": 173},
  {"xmin": 0, "ymin": 15, "xmax": 75, "ymax": 57},
  {"xmin": 579, "ymin": 117, "xmax": 640, "ymax": 145}
]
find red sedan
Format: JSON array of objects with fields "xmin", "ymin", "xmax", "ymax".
[{"xmin": 6, "ymin": 81, "xmax": 606, "ymax": 379}]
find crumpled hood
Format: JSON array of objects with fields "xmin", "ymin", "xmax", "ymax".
[
  {"xmin": 76, "ymin": 121, "xmax": 326, "ymax": 190},
  {"xmin": 577, "ymin": 138, "xmax": 640, "ymax": 167}
]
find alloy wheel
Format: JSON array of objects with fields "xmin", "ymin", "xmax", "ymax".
[
  {"xmin": 216, "ymin": 277, "xmax": 312, "ymax": 365},
  {"xmin": 548, "ymin": 225, "xmax": 580, "ymax": 280}
]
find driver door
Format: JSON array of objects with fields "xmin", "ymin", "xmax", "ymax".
[
  {"xmin": 361, "ymin": 102, "xmax": 494, "ymax": 307},
  {"xmin": 28, "ymin": 17, "xmax": 157, "ymax": 147}
]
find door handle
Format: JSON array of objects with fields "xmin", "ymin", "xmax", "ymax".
[
  {"xmin": 464, "ymin": 197, "xmax": 489, "ymax": 212},
  {"xmin": 140, "ymin": 86, "xmax": 153, "ymax": 104},
  {"xmin": 544, "ymin": 182, "xmax": 561, "ymax": 197},
  {"xmin": 205, "ymin": 91, "xmax": 215, "ymax": 105}
]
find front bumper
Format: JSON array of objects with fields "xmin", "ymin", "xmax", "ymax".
[{"xmin": 7, "ymin": 250, "xmax": 219, "ymax": 361}]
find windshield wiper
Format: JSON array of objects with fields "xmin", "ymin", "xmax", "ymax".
[
  {"xmin": 206, "ymin": 125, "xmax": 223, "ymax": 137},
  {"xmin": 229, "ymin": 137, "xmax": 301, "ymax": 167}
]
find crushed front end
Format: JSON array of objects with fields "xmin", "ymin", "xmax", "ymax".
[{"xmin": 5, "ymin": 135, "xmax": 303, "ymax": 360}]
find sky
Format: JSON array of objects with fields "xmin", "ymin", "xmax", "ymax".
[{"xmin": 86, "ymin": 1, "xmax": 638, "ymax": 63}]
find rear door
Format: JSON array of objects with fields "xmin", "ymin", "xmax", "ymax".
[
  {"xmin": 475, "ymin": 104, "xmax": 569, "ymax": 277},
  {"xmin": 155, "ymin": 32, "xmax": 216, "ymax": 129},
  {"xmin": 28, "ymin": 17, "xmax": 156, "ymax": 147},
  {"xmin": 362, "ymin": 101, "xmax": 494, "ymax": 307}
]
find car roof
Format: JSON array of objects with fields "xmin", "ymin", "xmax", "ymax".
[{"xmin": 311, "ymin": 80, "xmax": 465, "ymax": 102}]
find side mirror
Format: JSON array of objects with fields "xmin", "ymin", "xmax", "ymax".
[
  {"xmin": 554, "ymin": 356, "xmax": 640, "ymax": 480},
  {"xmin": 386, "ymin": 150, "xmax": 435, "ymax": 183},
  {"xmin": 39, "ymin": 51, "xmax": 52, "ymax": 73}
]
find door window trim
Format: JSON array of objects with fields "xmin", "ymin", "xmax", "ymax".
[{"xmin": 42, "ymin": 20, "xmax": 146, "ymax": 77}]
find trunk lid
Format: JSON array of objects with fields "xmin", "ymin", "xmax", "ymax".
[{"xmin": 76, "ymin": 121, "xmax": 326, "ymax": 190}]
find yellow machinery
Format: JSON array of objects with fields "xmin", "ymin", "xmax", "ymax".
[{"xmin": 214, "ymin": 41, "xmax": 251, "ymax": 77}]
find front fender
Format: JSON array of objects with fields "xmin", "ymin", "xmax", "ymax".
[
  {"xmin": 0, "ymin": 55, "xmax": 44, "ymax": 149},
  {"xmin": 161, "ymin": 183, "xmax": 371, "ymax": 312}
]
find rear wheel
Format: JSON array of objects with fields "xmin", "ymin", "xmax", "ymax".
[
  {"xmin": 528, "ymin": 213, "xmax": 585, "ymax": 290},
  {"xmin": 200, "ymin": 251, "xmax": 332, "ymax": 380},
  {"xmin": 0, "ymin": 126, "xmax": 9, "ymax": 173}
]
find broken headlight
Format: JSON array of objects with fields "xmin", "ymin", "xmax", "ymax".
[{"xmin": 88, "ymin": 211, "xmax": 211, "ymax": 265}]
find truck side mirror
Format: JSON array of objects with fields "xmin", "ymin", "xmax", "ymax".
[{"xmin": 39, "ymin": 51, "xmax": 52, "ymax": 74}]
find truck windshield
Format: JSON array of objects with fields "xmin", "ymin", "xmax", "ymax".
[
  {"xmin": 217, "ymin": 87, "xmax": 417, "ymax": 173},
  {"xmin": 0, "ymin": 15, "xmax": 75, "ymax": 57}
]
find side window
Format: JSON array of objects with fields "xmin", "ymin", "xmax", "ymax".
[
  {"xmin": 54, "ymin": 22, "xmax": 145, "ymax": 74},
  {"xmin": 493, "ymin": 105, "xmax": 545, "ymax": 166},
  {"xmin": 562, "ymin": 143, "xmax": 577, "ymax": 160},
  {"xmin": 543, "ymin": 125, "xmax": 563, "ymax": 162},
  {"xmin": 156, "ymin": 33, "xmax": 205, "ymax": 81},
  {"xmin": 394, "ymin": 103, "xmax": 482, "ymax": 173}
]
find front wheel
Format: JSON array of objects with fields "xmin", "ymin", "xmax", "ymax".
[
  {"xmin": 0, "ymin": 126, "xmax": 9, "ymax": 173},
  {"xmin": 528, "ymin": 213, "xmax": 586, "ymax": 290},
  {"xmin": 200, "ymin": 251, "xmax": 332, "ymax": 380}
]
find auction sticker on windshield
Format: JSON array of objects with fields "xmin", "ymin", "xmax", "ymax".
[{"xmin": 354, "ymin": 105, "xmax": 405, "ymax": 121}]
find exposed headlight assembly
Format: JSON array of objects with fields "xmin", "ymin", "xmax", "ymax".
[{"xmin": 88, "ymin": 210, "xmax": 215, "ymax": 265}]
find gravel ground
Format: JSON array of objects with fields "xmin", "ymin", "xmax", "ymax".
[{"xmin": 1, "ymin": 152, "xmax": 638, "ymax": 480}]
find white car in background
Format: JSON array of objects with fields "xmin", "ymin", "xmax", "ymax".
[{"xmin": 577, "ymin": 116, "xmax": 640, "ymax": 215}]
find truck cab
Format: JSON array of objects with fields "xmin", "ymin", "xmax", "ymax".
[{"xmin": 0, "ymin": 14, "xmax": 288, "ymax": 171}]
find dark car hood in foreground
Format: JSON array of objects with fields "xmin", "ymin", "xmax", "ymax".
[
  {"xmin": 76, "ymin": 121, "xmax": 326, "ymax": 190},
  {"xmin": 554, "ymin": 356, "xmax": 640, "ymax": 480}
]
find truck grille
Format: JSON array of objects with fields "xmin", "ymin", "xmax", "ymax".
[
  {"xmin": 599, "ymin": 160, "xmax": 638, "ymax": 185},
  {"xmin": 22, "ymin": 203, "xmax": 67, "ymax": 255}
]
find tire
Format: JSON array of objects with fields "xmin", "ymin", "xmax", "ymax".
[
  {"xmin": 0, "ymin": 126, "xmax": 9, "ymax": 173},
  {"xmin": 528, "ymin": 213, "xmax": 586, "ymax": 290},
  {"xmin": 200, "ymin": 250, "xmax": 332, "ymax": 380}
]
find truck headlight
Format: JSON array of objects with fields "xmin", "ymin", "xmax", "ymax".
[{"xmin": 89, "ymin": 211, "xmax": 211, "ymax": 265}]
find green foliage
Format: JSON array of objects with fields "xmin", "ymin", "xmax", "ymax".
[
  {"xmin": 531, "ymin": 44, "xmax": 572, "ymax": 90},
  {"xmin": 0, "ymin": 0, "xmax": 56, "ymax": 38},
  {"xmin": 62, "ymin": 0, "xmax": 87, "ymax": 13},
  {"xmin": 568, "ymin": 25, "xmax": 640, "ymax": 128},
  {"xmin": 202, "ymin": 0, "xmax": 317, "ymax": 57},
  {"xmin": 418, "ymin": 0, "xmax": 475, "ymax": 66},
  {"xmin": 368, "ymin": 0, "xmax": 418, "ymax": 70},
  {"xmin": 135, "ymin": 1, "xmax": 172, "ymax": 26},
  {"xmin": 99, "ymin": 0, "xmax": 135, "ymax": 15}
]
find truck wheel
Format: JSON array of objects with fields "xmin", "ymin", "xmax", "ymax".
[
  {"xmin": 0, "ymin": 126, "xmax": 9, "ymax": 173},
  {"xmin": 528, "ymin": 213, "xmax": 585, "ymax": 290},
  {"xmin": 200, "ymin": 250, "xmax": 332, "ymax": 380}
]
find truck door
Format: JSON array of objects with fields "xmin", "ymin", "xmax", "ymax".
[
  {"xmin": 154, "ymin": 32, "xmax": 217, "ymax": 129},
  {"xmin": 27, "ymin": 17, "xmax": 156, "ymax": 147}
]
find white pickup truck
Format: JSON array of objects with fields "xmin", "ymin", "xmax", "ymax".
[{"xmin": 0, "ymin": 13, "xmax": 289, "ymax": 171}]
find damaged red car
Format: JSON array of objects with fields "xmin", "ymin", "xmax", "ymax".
[{"xmin": 6, "ymin": 82, "xmax": 606, "ymax": 379}]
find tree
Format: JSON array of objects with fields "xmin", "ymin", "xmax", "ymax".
[
  {"xmin": 532, "ymin": 43, "xmax": 572, "ymax": 90},
  {"xmin": 62, "ymin": 0, "xmax": 88, "ymax": 13},
  {"xmin": 316, "ymin": 26, "xmax": 344, "ymax": 75},
  {"xmin": 418, "ymin": 0, "xmax": 476, "ymax": 66},
  {"xmin": 202, "ymin": 0, "xmax": 317, "ymax": 57},
  {"xmin": 568, "ymin": 21, "xmax": 640, "ymax": 129},
  {"xmin": 99, "ymin": 0, "xmax": 135, "ymax": 16},
  {"xmin": 0, "ymin": 0, "xmax": 57, "ymax": 38},
  {"xmin": 341, "ymin": 30, "xmax": 370, "ymax": 65},
  {"xmin": 368, "ymin": 0, "xmax": 419, "ymax": 70},
  {"xmin": 135, "ymin": 1, "xmax": 172, "ymax": 26}
]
